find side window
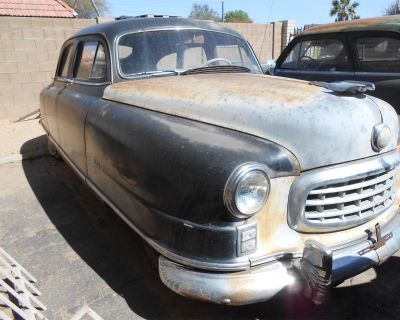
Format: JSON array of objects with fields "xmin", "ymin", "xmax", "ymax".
[
  {"xmin": 58, "ymin": 45, "xmax": 73, "ymax": 78},
  {"xmin": 91, "ymin": 44, "xmax": 107, "ymax": 79},
  {"xmin": 281, "ymin": 42, "xmax": 301, "ymax": 69},
  {"xmin": 282, "ymin": 39, "xmax": 350, "ymax": 72},
  {"xmin": 355, "ymin": 37, "xmax": 400, "ymax": 72},
  {"xmin": 74, "ymin": 41, "xmax": 107, "ymax": 81}
]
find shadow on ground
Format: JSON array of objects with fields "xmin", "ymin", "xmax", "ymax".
[{"xmin": 20, "ymin": 135, "xmax": 400, "ymax": 319}]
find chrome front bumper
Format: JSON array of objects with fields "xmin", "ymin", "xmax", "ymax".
[{"xmin": 159, "ymin": 210, "xmax": 400, "ymax": 306}]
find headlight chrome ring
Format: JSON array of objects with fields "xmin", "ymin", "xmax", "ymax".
[{"xmin": 224, "ymin": 162, "xmax": 271, "ymax": 219}]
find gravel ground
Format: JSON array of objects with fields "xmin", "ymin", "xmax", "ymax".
[{"xmin": 1, "ymin": 131, "xmax": 400, "ymax": 319}]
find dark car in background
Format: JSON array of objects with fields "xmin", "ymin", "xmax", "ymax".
[{"xmin": 268, "ymin": 16, "xmax": 400, "ymax": 113}]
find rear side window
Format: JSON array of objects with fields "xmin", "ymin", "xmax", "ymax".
[
  {"xmin": 58, "ymin": 45, "xmax": 73, "ymax": 78},
  {"xmin": 74, "ymin": 41, "xmax": 107, "ymax": 81},
  {"xmin": 356, "ymin": 37, "xmax": 400, "ymax": 72},
  {"xmin": 281, "ymin": 38, "xmax": 351, "ymax": 72}
]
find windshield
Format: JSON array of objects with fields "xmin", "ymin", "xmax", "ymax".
[{"xmin": 117, "ymin": 29, "xmax": 262, "ymax": 76}]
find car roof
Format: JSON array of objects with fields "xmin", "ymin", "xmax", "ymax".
[
  {"xmin": 302, "ymin": 15, "xmax": 400, "ymax": 35},
  {"xmin": 73, "ymin": 17, "xmax": 244, "ymax": 41}
]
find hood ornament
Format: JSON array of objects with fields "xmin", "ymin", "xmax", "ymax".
[
  {"xmin": 372, "ymin": 123, "xmax": 391, "ymax": 152},
  {"xmin": 310, "ymin": 81, "xmax": 375, "ymax": 94}
]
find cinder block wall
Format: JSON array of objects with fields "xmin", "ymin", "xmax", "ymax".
[
  {"xmin": 0, "ymin": 17, "xmax": 294, "ymax": 119},
  {"xmin": 222, "ymin": 22, "xmax": 283, "ymax": 63},
  {"xmin": 281, "ymin": 20, "xmax": 296, "ymax": 49},
  {"xmin": 0, "ymin": 17, "xmax": 96, "ymax": 119}
]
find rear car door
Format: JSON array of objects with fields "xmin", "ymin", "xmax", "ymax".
[
  {"xmin": 275, "ymin": 34, "xmax": 355, "ymax": 82},
  {"xmin": 41, "ymin": 41, "xmax": 75, "ymax": 145},
  {"xmin": 349, "ymin": 31, "xmax": 400, "ymax": 113},
  {"xmin": 55, "ymin": 37, "xmax": 110, "ymax": 176}
]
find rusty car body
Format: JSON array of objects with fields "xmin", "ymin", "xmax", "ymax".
[
  {"xmin": 39, "ymin": 17, "xmax": 400, "ymax": 305},
  {"xmin": 270, "ymin": 15, "xmax": 400, "ymax": 113}
]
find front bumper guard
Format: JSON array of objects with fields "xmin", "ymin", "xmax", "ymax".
[{"xmin": 159, "ymin": 211, "xmax": 400, "ymax": 305}]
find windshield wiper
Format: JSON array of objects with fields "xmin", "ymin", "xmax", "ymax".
[
  {"xmin": 130, "ymin": 66, "xmax": 251, "ymax": 78},
  {"xmin": 134, "ymin": 70, "xmax": 181, "ymax": 77},
  {"xmin": 179, "ymin": 65, "xmax": 251, "ymax": 76}
]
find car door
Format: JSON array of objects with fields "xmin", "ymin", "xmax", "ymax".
[
  {"xmin": 275, "ymin": 34, "xmax": 355, "ymax": 82},
  {"xmin": 55, "ymin": 36, "xmax": 111, "ymax": 176},
  {"xmin": 41, "ymin": 41, "xmax": 75, "ymax": 145},
  {"xmin": 349, "ymin": 31, "xmax": 400, "ymax": 113}
]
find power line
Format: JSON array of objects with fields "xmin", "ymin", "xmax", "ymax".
[{"xmin": 259, "ymin": 0, "xmax": 275, "ymax": 59}]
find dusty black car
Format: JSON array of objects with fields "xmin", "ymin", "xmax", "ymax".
[
  {"xmin": 268, "ymin": 16, "xmax": 400, "ymax": 113},
  {"xmin": 40, "ymin": 17, "xmax": 400, "ymax": 306}
]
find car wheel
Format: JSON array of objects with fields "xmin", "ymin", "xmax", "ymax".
[
  {"xmin": 47, "ymin": 137, "xmax": 61, "ymax": 160},
  {"xmin": 144, "ymin": 242, "xmax": 160, "ymax": 271}
]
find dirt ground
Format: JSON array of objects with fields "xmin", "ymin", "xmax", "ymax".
[
  {"xmin": 1, "ymin": 127, "xmax": 400, "ymax": 319},
  {"xmin": 0, "ymin": 117, "xmax": 45, "ymax": 159}
]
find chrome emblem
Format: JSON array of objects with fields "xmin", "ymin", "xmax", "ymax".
[{"xmin": 372, "ymin": 123, "xmax": 391, "ymax": 152}]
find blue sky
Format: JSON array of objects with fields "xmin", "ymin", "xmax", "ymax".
[{"xmin": 108, "ymin": 0, "xmax": 395, "ymax": 28}]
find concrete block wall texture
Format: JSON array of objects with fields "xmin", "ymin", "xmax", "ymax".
[
  {"xmin": 281, "ymin": 20, "xmax": 296, "ymax": 49},
  {"xmin": 0, "ymin": 17, "xmax": 294, "ymax": 119},
  {"xmin": 222, "ymin": 22, "xmax": 283, "ymax": 63},
  {"xmin": 0, "ymin": 17, "xmax": 96, "ymax": 119}
]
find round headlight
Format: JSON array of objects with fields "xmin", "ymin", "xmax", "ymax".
[{"xmin": 224, "ymin": 163, "xmax": 270, "ymax": 218}]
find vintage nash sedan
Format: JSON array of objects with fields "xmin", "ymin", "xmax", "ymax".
[{"xmin": 40, "ymin": 17, "xmax": 400, "ymax": 305}]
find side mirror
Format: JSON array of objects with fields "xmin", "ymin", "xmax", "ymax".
[{"xmin": 262, "ymin": 59, "xmax": 276, "ymax": 75}]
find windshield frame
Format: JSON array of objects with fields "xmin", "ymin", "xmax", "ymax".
[{"xmin": 114, "ymin": 27, "xmax": 263, "ymax": 79}]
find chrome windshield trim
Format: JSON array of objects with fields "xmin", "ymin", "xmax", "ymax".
[
  {"xmin": 72, "ymin": 80, "xmax": 111, "ymax": 86},
  {"xmin": 114, "ymin": 27, "xmax": 263, "ymax": 80},
  {"xmin": 54, "ymin": 77, "xmax": 111, "ymax": 86}
]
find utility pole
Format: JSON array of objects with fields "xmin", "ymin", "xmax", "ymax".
[
  {"xmin": 221, "ymin": 1, "xmax": 224, "ymax": 23},
  {"xmin": 89, "ymin": 0, "xmax": 100, "ymax": 17}
]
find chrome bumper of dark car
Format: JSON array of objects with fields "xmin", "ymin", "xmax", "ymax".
[{"xmin": 159, "ymin": 210, "xmax": 400, "ymax": 306}]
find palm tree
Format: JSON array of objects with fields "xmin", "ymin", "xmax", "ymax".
[{"xmin": 330, "ymin": 0, "xmax": 360, "ymax": 22}]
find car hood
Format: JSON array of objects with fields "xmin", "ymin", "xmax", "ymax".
[{"xmin": 103, "ymin": 73, "xmax": 398, "ymax": 171}]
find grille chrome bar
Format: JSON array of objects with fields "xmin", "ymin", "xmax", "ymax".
[
  {"xmin": 305, "ymin": 177, "xmax": 395, "ymax": 207},
  {"xmin": 288, "ymin": 151, "xmax": 400, "ymax": 233},
  {"xmin": 306, "ymin": 192, "xmax": 394, "ymax": 219},
  {"xmin": 309, "ymin": 170, "xmax": 396, "ymax": 195}
]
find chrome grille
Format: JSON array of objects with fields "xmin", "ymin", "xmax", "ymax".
[
  {"xmin": 305, "ymin": 169, "xmax": 396, "ymax": 225},
  {"xmin": 288, "ymin": 151, "xmax": 400, "ymax": 232}
]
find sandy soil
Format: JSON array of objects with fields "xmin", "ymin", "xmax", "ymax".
[{"xmin": 0, "ymin": 116, "xmax": 46, "ymax": 159}]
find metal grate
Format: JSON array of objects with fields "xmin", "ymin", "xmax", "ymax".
[
  {"xmin": 0, "ymin": 247, "xmax": 47, "ymax": 320},
  {"xmin": 305, "ymin": 169, "xmax": 396, "ymax": 226}
]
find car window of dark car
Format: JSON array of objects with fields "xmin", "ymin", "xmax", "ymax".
[
  {"xmin": 281, "ymin": 38, "xmax": 350, "ymax": 72},
  {"xmin": 355, "ymin": 37, "xmax": 400, "ymax": 72},
  {"xmin": 74, "ymin": 41, "xmax": 107, "ymax": 81},
  {"xmin": 57, "ymin": 45, "xmax": 73, "ymax": 78},
  {"xmin": 281, "ymin": 42, "xmax": 301, "ymax": 69}
]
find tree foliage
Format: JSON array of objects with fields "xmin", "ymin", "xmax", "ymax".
[
  {"xmin": 189, "ymin": 3, "xmax": 221, "ymax": 22},
  {"xmin": 329, "ymin": 0, "xmax": 360, "ymax": 21},
  {"xmin": 384, "ymin": 0, "xmax": 400, "ymax": 15},
  {"xmin": 64, "ymin": 0, "xmax": 109, "ymax": 18},
  {"xmin": 224, "ymin": 10, "xmax": 252, "ymax": 23}
]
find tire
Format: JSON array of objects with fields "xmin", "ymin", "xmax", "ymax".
[
  {"xmin": 144, "ymin": 241, "xmax": 160, "ymax": 271},
  {"xmin": 47, "ymin": 137, "xmax": 61, "ymax": 160}
]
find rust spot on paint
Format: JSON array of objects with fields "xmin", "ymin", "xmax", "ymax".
[{"xmin": 104, "ymin": 73, "xmax": 320, "ymax": 110}]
